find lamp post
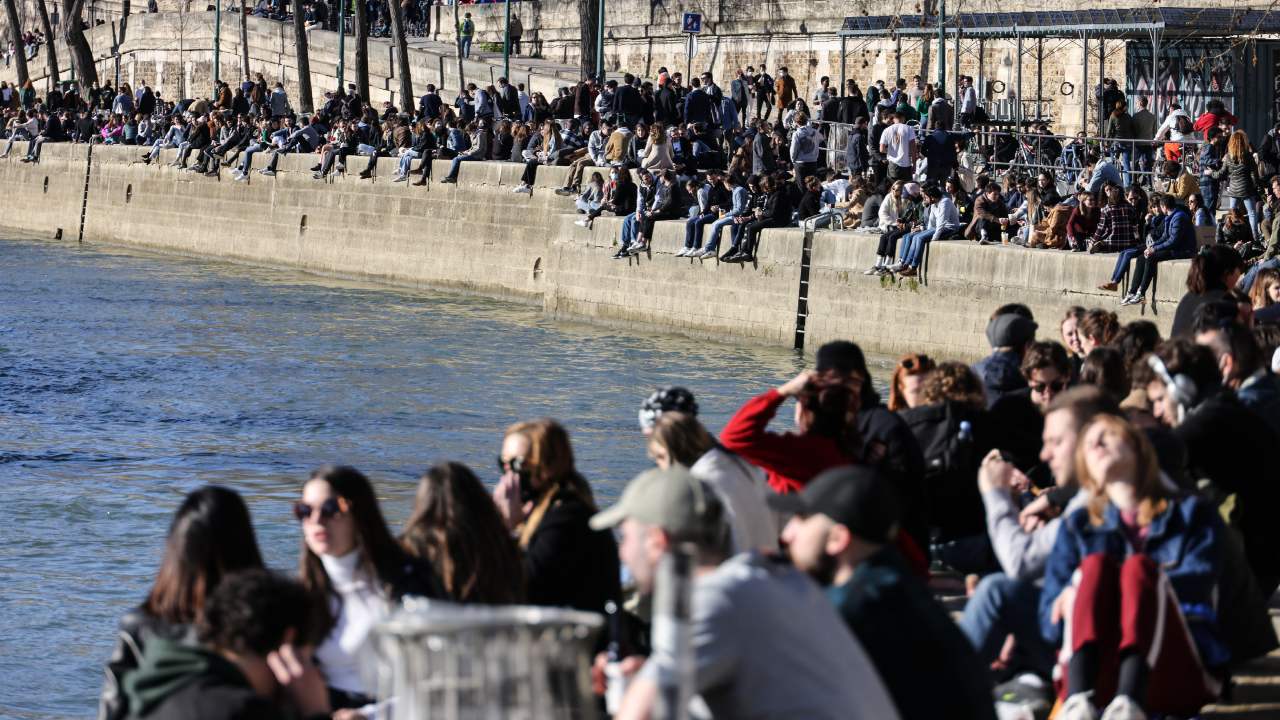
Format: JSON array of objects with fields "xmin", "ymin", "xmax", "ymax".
[
  {"xmin": 502, "ymin": 0, "xmax": 510, "ymax": 80},
  {"xmin": 337, "ymin": 0, "xmax": 345, "ymax": 89},
  {"xmin": 595, "ymin": 0, "xmax": 605, "ymax": 81},
  {"xmin": 937, "ymin": 0, "xmax": 946, "ymax": 92},
  {"xmin": 213, "ymin": 0, "xmax": 221, "ymax": 93}
]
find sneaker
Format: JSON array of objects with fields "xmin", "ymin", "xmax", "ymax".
[
  {"xmin": 574, "ymin": 219, "xmax": 589, "ymax": 227},
  {"xmin": 737, "ymin": 254, "xmax": 756, "ymax": 263},
  {"xmin": 862, "ymin": 265, "xmax": 882, "ymax": 275},
  {"xmin": 310, "ymin": 164, "xmax": 322, "ymax": 172},
  {"xmin": 899, "ymin": 266, "xmax": 918, "ymax": 277},
  {"xmin": 676, "ymin": 248, "xmax": 691, "ymax": 257},
  {"xmin": 1099, "ymin": 695, "xmax": 1146, "ymax": 720},
  {"xmin": 1120, "ymin": 293, "xmax": 1144, "ymax": 307},
  {"xmin": 392, "ymin": 175, "xmax": 407, "ymax": 183},
  {"xmin": 512, "ymin": 185, "xmax": 532, "ymax": 194},
  {"xmin": 234, "ymin": 171, "xmax": 248, "ymax": 182},
  {"xmin": 611, "ymin": 248, "xmax": 629, "ymax": 259},
  {"xmin": 993, "ymin": 674, "xmax": 1053, "ymax": 719},
  {"xmin": 554, "ymin": 186, "xmax": 574, "ymax": 196},
  {"xmin": 259, "ymin": 169, "xmax": 275, "ymax": 177},
  {"xmin": 1059, "ymin": 693, "xmax": 1098, "ymax": 720},
  {"xmin": 719, "ymin": 251, "xmax": 740, "ymax": 262},
  {"xmin": 697, "ymin": 248, "xmax": 716, "ymax": 258},
  {"xmin": 1097, "ymin": 281, "xmax": 1119, "ymax": 292},
  {"xmin": 629, "ymin": 241, "xmax": 648, "ymax": 255},
  {"xmin": 313, "ymin": 172, "xmax": 324, "ymax": 179},
  {"xmin": 439, "ymin": 176, "xmax": 457, "ymax": 184}
]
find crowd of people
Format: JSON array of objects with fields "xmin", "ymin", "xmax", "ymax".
[
  {"xmin": 5, "ymin": 59, "xmax": 1277, "ymax": 281},
  {"xmin": 91, "ymin": 260, "xmax": 1280, "ymax": 719}
]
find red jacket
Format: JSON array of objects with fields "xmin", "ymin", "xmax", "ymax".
[
  {"xmin": 721, "ymin": 388, "xmax": 931, "ymax": 577},
  {"xmin": 720, "ymin": 389, "xmax": 851, "ymax": 494}
]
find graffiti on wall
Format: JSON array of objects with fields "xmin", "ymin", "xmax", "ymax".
[{"xmin": 1126, "ymin": 40, "xmax": 1235, "ymax": 119}]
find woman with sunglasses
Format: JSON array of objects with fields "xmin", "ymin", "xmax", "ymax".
[
  {"xmin": 888, "ymin": 353, "xmax": 936, "ymax": 412},
  {"xmin": 297, "ymin": 466, "xmax": 445, "ymax": 712},
  {"xmin": 494, "ymin": 419, "xmax": 620, "ymax": 615},
  {"xmin": 99, "ymin": 486, "xmax": 265, "ymax": 720},
  {"xmin": 1039, "ymin": 414, "xmax": 1228, "ymax": 720},
  {"xmin": 402, "ymin": 462, "xmax": 525, "ymax": 604}
]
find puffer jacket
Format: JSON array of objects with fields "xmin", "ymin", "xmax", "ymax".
[{"xmin": 1218, "ymin": 154, "xmax": 1259, "ymax": 199}]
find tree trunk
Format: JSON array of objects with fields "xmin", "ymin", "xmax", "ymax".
[
  {"xmin": 291, "ymin": 0, "xmax": 312, "ymax": 112},
  {"xmin": 451, "ymin": 0, "xmax": 461, "ymax": 92},
  {"xmin": 119, "ymin": 0, "xmax": 130, "ymax": 45},
  {"xmin": 37, "ymin": 0, "xmax": 58, "ymax": 88},
  {"xmin": 388, "ymin": 0, "xmax": 411, "ymax": 112},
  {"xmin": 3, "ymin": 0, "xmax": 30, "ymax": 86},
  {"xmin": 238, "ymin": 0, "xmax": 249, "ymax": 79},
  {"xmin": 578, "ymin": 0, "xmax": 597, "ymax": 80},
  {"xmin": 353, "ymin": 0, "xmax": 368, "ymax": 102},
  {"xmin": 62, "ymin": 0, "xmax": 97, "ymax": 87}
]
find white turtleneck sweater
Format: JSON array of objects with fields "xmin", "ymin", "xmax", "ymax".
[{"xmin": 316, "ymin": 551, "xmax": 392, "ymax": 696}]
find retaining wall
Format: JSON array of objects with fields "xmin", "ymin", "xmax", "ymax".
[{"xmin": 0, "ymin": 142, "xmax": 1184, "ymax": 359}]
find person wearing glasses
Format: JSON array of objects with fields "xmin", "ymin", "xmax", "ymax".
[
  {"xmin": 493, "ymin": 419, "xmax": 620, "ymax": 615},
  {"xmin": 296, "ymin": 466, "xmax": 445, "ymax": 713},
  {"xmin": 888, "ymin": 353, "xmax": 936, "ymax": 412},
  {"xmin": 98, "ymin": 487, "xmax": 266, "ymax": 720}
]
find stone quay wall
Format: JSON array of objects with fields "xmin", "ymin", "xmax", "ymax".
[{"xmin": 0, "ymin": 143, "xmax": 1184, "ymax": 360}]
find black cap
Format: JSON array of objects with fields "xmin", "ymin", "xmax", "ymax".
[
  {"xmin": 766, "ymin": 466, "xmax": 898, "ymax": 543},
  {"xmin": 814, "ymin": 340, "xmax": 862, "ymax": 375}
]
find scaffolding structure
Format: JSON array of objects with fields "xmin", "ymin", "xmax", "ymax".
[{"xmin": 837, "ymin": 8, "xmax": 1280, "ymax": 135}]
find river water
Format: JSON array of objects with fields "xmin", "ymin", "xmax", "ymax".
[{"xmin": 0, "ymin": 235, "xmax": 892, "ymax": 718}]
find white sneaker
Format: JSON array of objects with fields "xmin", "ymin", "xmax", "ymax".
[
  {"xmin": 863, "ymin": 265, "xmax": 882, "ymax": 275},
  {"xmin": 1059, "ymin": 693, "xmax": 1099, "ymax": 720},
  {"xmin": 697, "ymin": 248, "xmax": 715, "ymax": 258},
  {"xmin": 1099, "ymin": 695, "xmax": 1146, "ymax": 720},
  {"xmin": 574, "ymin": 219, "xmax": 589, "ymax": 227},
  {"xmin": 512, "ymin": 185, "xmax": 531, "ymax": 194},
  {"xmin": 676, "ymin": 248, "xmax": 691, "ymax": 257}
]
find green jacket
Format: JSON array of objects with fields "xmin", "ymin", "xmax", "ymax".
[
  {"xmin": 458, "ymin": 19, "xmax": 475, "ymax": 38},
  {"xmin": 122, "ymin": 638, "xmax": 246, "ymax": 718}
]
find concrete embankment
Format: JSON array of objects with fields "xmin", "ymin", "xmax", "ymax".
[{"xmin": 0, "ymin": 143, "xmax": 1184, "ymax": 359}]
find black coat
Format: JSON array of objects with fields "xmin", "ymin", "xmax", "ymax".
[
  {"xmin": 612, "ymin": 84, "xmax": 645, "ymax": 121},
  {"xmin": 524, "ymin": 489, "xmax": 620, "ymax": 615}
]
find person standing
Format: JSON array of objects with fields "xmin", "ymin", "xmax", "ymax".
[
  {"xmin": 731, "ymin": 69, "xmax": 751, "ymax": 127},
  {"xmin": 754, "ymin": 65, "xmax": 774, "ymax": 121},
  {"xmin": 879, "ymin": 110, "xmax": 918, "ymax": 183},
  {"xmin": 1131, "ymin": 96, "xmax": 1159, "ymax": 177},
  {"xmin": 508, "ymin": 13, "xmax": 523, "ymax": 56},
  {"xmin": 457, "ymin": 12, "xmax": 475, "ymax": 59},
  {"xmin": 774, "ymin": 67, "xmax": 796, "ymax": 117}
]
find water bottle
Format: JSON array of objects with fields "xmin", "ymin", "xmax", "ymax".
[
  {"xmin": 604, "ymin": 600, "xmax": 629, "ymax": 716},
  {"xmin": 958, "ymin": 419, "xmax": 973, "ymax": 443}
]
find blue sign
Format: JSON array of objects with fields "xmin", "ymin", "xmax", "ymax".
[{"xmin": 682, "ymin": 12, "xmax": 702, "ymax": 34}]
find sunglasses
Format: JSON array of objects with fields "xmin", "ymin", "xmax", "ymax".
[
  {"xmin": 293, "ymin": 497, "xmax": 346, "ymax": 523},
  {"xmin": 899, "ymin": 354, "xmax": 932, "ymax": 371},
  {"xmin": 497, "ymin": 455, "xmax": 528, "ymax": 475},
  {"xmin": 1030, "ymin": 379, "xmax": 1068, "ymax": 395}
]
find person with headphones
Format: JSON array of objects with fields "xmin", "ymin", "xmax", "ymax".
[{"xmin": 1145, "ymin": 339, "xmax": 1280, "ymax": 599}]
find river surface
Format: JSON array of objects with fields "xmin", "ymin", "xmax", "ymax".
[{"xmin": 0, "ymin": 235, "xmax": 893, "ymax": 718}]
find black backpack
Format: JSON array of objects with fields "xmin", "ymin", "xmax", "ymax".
[{"xmin": 901, "ymin": 401, "xmax": 992, "ymax": 542}]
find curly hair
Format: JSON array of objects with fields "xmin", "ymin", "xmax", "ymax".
[
  {"xmin": 198, "ymin": 569, "xmax": 325, "ymax": 655},
  {"xmin": 920, "ymin": 361, "xmax": 986, "ymax": 409}
]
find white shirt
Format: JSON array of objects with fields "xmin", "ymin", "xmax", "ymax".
[
  {"xmin": 690, "ymin": 447, "xmax": 779, "ymax": 553},
  {"xmin": 316, "ymin": 551, "xmax": 392, "ymax": 696},
  {"xmin": 880, "ymin": 122, "xmax": 916, "ymax": 168}
]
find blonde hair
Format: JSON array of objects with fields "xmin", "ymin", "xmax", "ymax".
[
  {"xmin": 503, "ymin": 419, "xmax": 596, "ymax": 547},
  {"xmin": 1227, "ymin": 130, "xmax": 1251, "ymax": 164},
  {"xmin": 1073, "ymin": 414, "xmax": 1169, "ymax": 526},
  {"xmin": 1249, "ymin": 267, "xmax": 1280, "ymax": 309},
  {"xmin": 649, "ymin": 412, "xmax": 714, "ymax": 467}
]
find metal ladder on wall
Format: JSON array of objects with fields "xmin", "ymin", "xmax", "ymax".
[{"xmin": 794, "ymin": 212, "xmax": 840, "ymax": 350}]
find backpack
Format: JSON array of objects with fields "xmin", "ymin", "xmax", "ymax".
[
  {"xmin": 1175, "ymin": 113, "xmax": 1194, "ymax": 135},
  {"xmin": 901, "ymin": 401, "xmax": 991, "ymax": 542}
]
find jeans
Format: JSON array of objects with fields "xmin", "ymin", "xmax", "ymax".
[
  {"xmin": 900, "ymin": 226, "xmax": 956, "ymax": 268},
  {"xmin": 958, "ymin": 573, "xmax": 1056, "ymax": 680},
  {"xmin": 446, "ymin": 153, "xmax": 477, "ymax": 180},
  {"xmin": 704, "ymin": 215, "xmax": 737, "ymax": 251},
  {"xmin": 1110, "ymin": 246, "xmax": 1144, "ymax": 284},
  {"xmin": 1242, "ymin": 257, "xmax": 1280, "ymax": 294},
  {"xmin": 2, "ymin": 129, "xmax": 31, "ymax": 155},
  {"xmin": 460, "ymin": 37, "xmax": 472, "ymax": 58},
  {"xmin": 1230, "ymin": 196, "xmax": 1261, "ymax": 242},
  {"xmin": 1134, "ymin": 145, "xmax": 1155, "ymax": 179},
  {"xmin": 619, "ymin": 212, "xmax": 638, "ymax": 247},
  {"xmin": 1200, "ymin": 177, "xmax": 1219, "ymax": 212},
  {"xmin": 396, "ymin": 148, "xmax": 420, "ymax": 177},
  {"xmin": 685, "ymin": 211, "xmax": 716, "ymax": 249},
  {"xmin": 238, "ymin": 143, "xmax": 264, "ymax": 173},
  {"xmin": 1116, "ymin": 148, "xmax": 1132, "ymax": 188}
]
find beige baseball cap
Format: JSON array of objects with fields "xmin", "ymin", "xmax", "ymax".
[{"xmin": 589, "ymin": 466, "xmax": 709, "ymax": 536}]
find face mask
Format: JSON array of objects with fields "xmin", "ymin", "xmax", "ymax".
[{"xmin": 610, "ymin": 172, "xmax": 618, "ymax": 180}]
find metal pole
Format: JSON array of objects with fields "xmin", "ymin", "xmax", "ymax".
[
  {"xmin": 1097, "ymin": 38, "xmax": 1105, "ymax": 136},
  {"xmin": 938, "ymin": 0, "xmax": 946, "ymax": 90},
  {"xmin": 502, "ymin": 0, "xmax": 510, "ymax": 80},
  {"xmin": 337, "ymin": 0, "xmax": 345, "ymax": 89},
  {"xmin": 1081, "ymin": 34, "xmax": 1089, "ymax": 137},
  {"xmin": 839, "ymin": 36, "xmax": 846, "ymax": 92},
  {"xmin": 1150, "ymin": 30, "xmax": 1161, "ymax": 115},
  {"xmin": 686, "ymin": 34, "xmax": 692, "ymax": 85},
  {"xmin": 213, "ymin": 0, "xmax": 221, "ymax": 91},
  {"xmin": 953, "ymin": 28, "xmax": 961, "ymax": 124},
  {"xmin": 1015, "ymin": 30, "xmax": 1022, "ymax": 131},
  {"xmin": 595, "ymin": 0, "xmax": 605, "ymax": 81},
  {"xmin": 1035, "ymin": 38, "xmax": 1043, "ymax": 121},
  {"xmin": 895, "ymin": 35, "xmax": 902, "ymax": 82}
]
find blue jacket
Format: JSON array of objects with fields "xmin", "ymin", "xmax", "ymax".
[
  {"xmin": 1039, "ymin": 495, "xmax": 1228, "ymax": 666},
  {"xmin": 1150, "ymin": 206, "xmax": 1197, "ymax": 259},
  {"xmin": 972, "ymin": 351, "xmax": 1026, "ymax": 409},
  {"xmin": 683, "ymin": 88, "xmax": 715, "ymax": 126}
]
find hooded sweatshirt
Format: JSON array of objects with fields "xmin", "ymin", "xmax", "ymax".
[{"xmin": 122, "ymin": 637, "xmax": 279, "ymax": 720}]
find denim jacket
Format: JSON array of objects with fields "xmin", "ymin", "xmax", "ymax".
[{"xmin": 1039, "ymin": 494, "xmax": 1228, "ymax": 667}]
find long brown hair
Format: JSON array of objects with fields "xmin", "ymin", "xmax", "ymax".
[
  {"xmin": 402, "ymin": 463, "xmax": 525, "ymax": 604},
  {"xmin": 1226, "ymin": 130, "xmax": 1251, "ymax": 163},
  {"xmin": 299, "ymin": 466, "xmax": 413, "ymax": 623},
  {"xmin": 796, "ymin": 379, "xmax": 862, "ymax": 459},
  {"xmin": 650, "ymin": 412, "xmax": 715, "ymax": 466},
  {"xmin": 1074, "ymin": 414, "xmax": 1169, "ymax": 526},
  {"xmin": 144, "ymin": 486, "xmax": 265, "ymax": 625},
  {"xmin": 504, "ymin": 419, "xmax": 596, "ymax": 547}
]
